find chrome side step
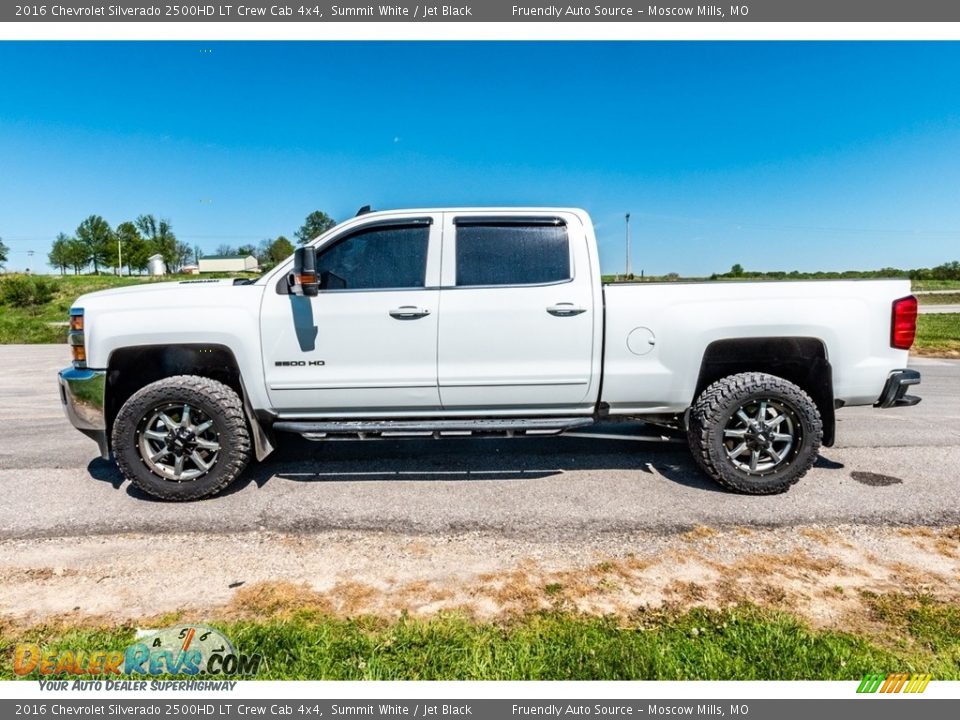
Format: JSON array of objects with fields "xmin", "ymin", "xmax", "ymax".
[{"xmin": 272, "ymin": 417, "xmax": 596, "ymax": 441}]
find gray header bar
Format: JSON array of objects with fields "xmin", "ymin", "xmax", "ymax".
[{"xmin": 7, "ymin": 1, "xmax": 960, "ymax": 23}]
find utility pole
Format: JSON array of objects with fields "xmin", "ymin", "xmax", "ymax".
[
  {"xmin": 117, "ymin": 236, "xmax": 123, "ymax": 276},
  {"xmin": 625, "ymin": 212, "xmax": 632, "ymax": 279}
]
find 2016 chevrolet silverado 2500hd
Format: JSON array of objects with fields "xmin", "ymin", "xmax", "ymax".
[{"xmin": 58, "ymin": 208, "xmax": 922, "ymax": 501}]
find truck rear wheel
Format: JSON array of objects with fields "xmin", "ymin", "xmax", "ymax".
[
  {"xmin": 687, "ymin": 372, "xmax": 822, "ymax": 494},
  {"xmin": 112, "ymin": 375, "xmax": 251, "ymax": 501}
]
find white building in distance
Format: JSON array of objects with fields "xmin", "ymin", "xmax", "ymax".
[
  {"xmin": 198, "ymin": 255, "xmax": 259, "ymax": 273},
  {"xmin": 147, "ymin": 254, "xmax": 166, "ymax": 276}
]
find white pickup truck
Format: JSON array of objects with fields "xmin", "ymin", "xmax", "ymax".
[{"xmin": 58, "ymin": 207, "xmax": 921, "ymax": 500}]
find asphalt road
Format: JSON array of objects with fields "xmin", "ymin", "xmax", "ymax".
[
  {"xmin": 1, "ymin": 345, "xmax": 958, "ymax": 541},
  {"xmin": 919, "ymin": 303, "xmax": 960, "ymax": 314}
]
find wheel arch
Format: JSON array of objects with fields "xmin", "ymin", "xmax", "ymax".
[
  {"xmin": 693, "ymin": 337, "xmax": 836, "ymax": 447},
  {"xmin": 105, "ymin": 344, "xmax": 273, "ymax": 460}
]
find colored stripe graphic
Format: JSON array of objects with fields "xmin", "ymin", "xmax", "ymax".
[
  {"xmin": 857, "ymin": 673, "xmax": 885, "ymax": 693},
  {"xmin": 858, "ymin": 672, "xmax": 931, "ymax": 693}
]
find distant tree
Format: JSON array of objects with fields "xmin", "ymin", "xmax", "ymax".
[
  {"xmin": 116, "ymin": 222, "xmax": 149, "ymax": 275},
  {"xmin": 135, "ymin": 215, "xmax": 177, "ymax": 272},
  {"xmin": 174, "ymin": 241, "xmax": 193, "ymax": 272},
  {"xmin": 193, "ymin": 245, "xmax": 203, "ymax": 265},
  {"xmin": 75, "ymin": 215, "xmax": 113, "ymax": 274},
  {"xmin": 48, "ymin": 233, "xmax": 72, "ymax": 275},
  {"xmin": 0, "ymin": 236, "xmax": 8, "ymax": 270},
  {"xmin": 877, "ymin": 267, "xmax": 907, "ymax": 279},
  {"xmin": 215, "ymin": 244, "xmax": 237, "ymax": 257},
  {"xmin": 295, "ymin": 210, "xmax": 336, "ymax": 245},
  {"xmin": 266, "ymin": 235, "xmax": 295, "ymax": 265},
  {"xmin": 931, "ymin": 260, "xmax": 960, "ymax": 280},
  {"xmin": 63, "ymin": 237, "xmax": 91, "ymax": 274},
  {"xmin": 730, "ymin": 263, "xmax": 744, "ymax": 278},
  {"xmin": 115, "ymin": 222, "xmax": 141, "ymax": 275},
  {"xmin": 256, "ymin": 238, "xmax": 272, "ymax": 263},
  {"xmin": 237, "ymin": 244, "xmax": 258, "ymax": 258}
]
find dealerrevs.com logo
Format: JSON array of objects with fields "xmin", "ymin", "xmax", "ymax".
[{"xmin": 14, "ymin": 624, "xmax": 262, "ymax": 681}]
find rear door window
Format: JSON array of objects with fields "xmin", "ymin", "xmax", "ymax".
[{"xmin": 454, "ymin": 221, "xmax": 570, "ymax": 287}]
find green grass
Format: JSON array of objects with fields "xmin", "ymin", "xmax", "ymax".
[
  {"xmin": 0, "ymin": 274, "xmax": 258, "ymax": 344},
  {"xmin": 915, "ymin": 314, "xmax": 960, "ymax": 354},
  {"xmin": 917, "ymin": 292, "xmax": 960, "ymax": 305},
  {"xmin": 4, "ymin": 598, "xmax": 959, "ymax": 680},
  {"xmin": 912, "ymin": 279, "xmax": 960, "ymax": 291}
]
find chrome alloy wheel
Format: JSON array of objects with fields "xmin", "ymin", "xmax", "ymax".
[
  {"xmin": 722, "ymin": 398, "xmax": 800, "ymax": 475},
  {"xmin": 137, "ymin": 403, "xmax": 221, "ymax": 482}
]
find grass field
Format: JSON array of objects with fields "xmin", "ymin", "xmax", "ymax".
[
  {"xmin": 917, "ymin": 292, "xmax": 960, "ymax": 305},
  {"xmin": 0, "ymin": 274, "xmax": 253, "ymax": 344},
  {"xmin": 913, "ymin": 279, "xmax": 960, "ymax": 291},
  {"xmin": 915, "ymin": 314, "xmax": 960, "ymax": 355},
  {"xmin": 3, "ymin": 593, "xmax": 957, "ymax": 680}
]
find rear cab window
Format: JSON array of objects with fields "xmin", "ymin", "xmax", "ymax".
[{"xmin": 453, "ymin": 218, "xmax": 571, "ymax": 287}]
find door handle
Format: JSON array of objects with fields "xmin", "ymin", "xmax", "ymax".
[
  {"xmin": 547, "ymin": 303, "xmax": 587, "ymax": 317},
  {"xmin": 389, "ymin": 306, "xmax": 431, "ymax": 320}
]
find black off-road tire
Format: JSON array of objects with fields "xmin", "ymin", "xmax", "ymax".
[
  {"xmin": 687, "ymin": 372, "xmax": 822, "ymax": 495},
  {"xmin": 112, "ymin": 375, "xmax": 251, "ymax": 501}
]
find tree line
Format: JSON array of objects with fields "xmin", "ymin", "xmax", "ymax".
[
  {"xmin": 47, "ymin": 214, "xmax": 189, "ymax": 275},
  {"xmin": 715, "ymin": 261, "xmax": 960, "ymax": 281},
  {"xmin": 44, "ymin": 209, "xmax": 337, "ymax": 276}
]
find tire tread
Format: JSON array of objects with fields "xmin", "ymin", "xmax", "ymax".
[
  {"xmin": 112, "ymin": 375, "xmax": 251, "ymax": 501},
  {"xmin": 687, "ymin": 372, "xmax": 822, "ymax": 495}
]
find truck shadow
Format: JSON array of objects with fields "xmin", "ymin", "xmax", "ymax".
[
  {"xmin": 87, "ymin": 436, "xmax": 847, "ymax": 501},
  {"xmin": 227, "ymin": 434, "xmax": 728, "ymax": 495}
]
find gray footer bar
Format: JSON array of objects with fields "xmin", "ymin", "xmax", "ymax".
[{"xmin": 2, "ymin": 699, "xmax": 957, "ymax": 719}]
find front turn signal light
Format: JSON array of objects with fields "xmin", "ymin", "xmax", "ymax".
[{"xmin": 69, "ymin": 309, "xmax": 86, "ymax": 367}]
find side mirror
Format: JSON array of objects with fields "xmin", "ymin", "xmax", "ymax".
[{"xmin": 289, "ymin": 246, "xmax": 319, "ymax": 297}]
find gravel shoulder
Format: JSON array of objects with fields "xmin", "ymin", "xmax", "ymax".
[{"xmin": 0, "ymin": 525, "xmax": 957, "ymax": 632}]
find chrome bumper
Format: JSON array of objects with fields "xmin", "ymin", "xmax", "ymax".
[
  {"xmin": 875, "ymin": 368, "xmax": 921, "ymax": 409},
  {"xmin": 58, "ymin": 366, "xmax": 110, "ymax": 459}
]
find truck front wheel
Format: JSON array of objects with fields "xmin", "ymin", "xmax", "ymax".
[
  {"xmin": 687, "ymin": 372, "xmax": 822, "ymax": 494},
  {"xmin": 112, "ymin": 375, "xmax": 252, "ymax": 501}
]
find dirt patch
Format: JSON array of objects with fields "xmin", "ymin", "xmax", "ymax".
[{"xmin": 0, "ymin": 525, "xmax": 958, "ymax": 635}]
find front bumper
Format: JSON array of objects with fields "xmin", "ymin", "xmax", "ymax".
[
  {"xmin": 875, "ymin": 368, "xmax": 921, "ymax": 409},
  {"xmin": 58, "ymin": 366, "xmax": 110, "ymax": 459}
]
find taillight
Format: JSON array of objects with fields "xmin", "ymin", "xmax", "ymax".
[
  {"xmin": 69, "ymin": 308, "xmax": 86, "ymax": 367},
  {"xmin": 891, "ymin": 295, "xmax": 917, "ymax": 350}
]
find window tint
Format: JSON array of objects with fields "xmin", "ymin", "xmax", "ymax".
[
  {"xmin": 317, "ymin": 225, "xmax": 429, "ymax": 290},
  {"xmin": 455, "ymin": 223, "xmax": 571, "ymax": 287}
]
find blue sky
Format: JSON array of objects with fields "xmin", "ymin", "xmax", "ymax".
[{"xmin": 1, "ymin": 41, "xmax": 959, "ymax": 275}]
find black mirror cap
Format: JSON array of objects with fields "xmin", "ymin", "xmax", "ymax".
[{"xmin": 292, "ymin": 246, "xmax": 319, "ymax": 297}]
